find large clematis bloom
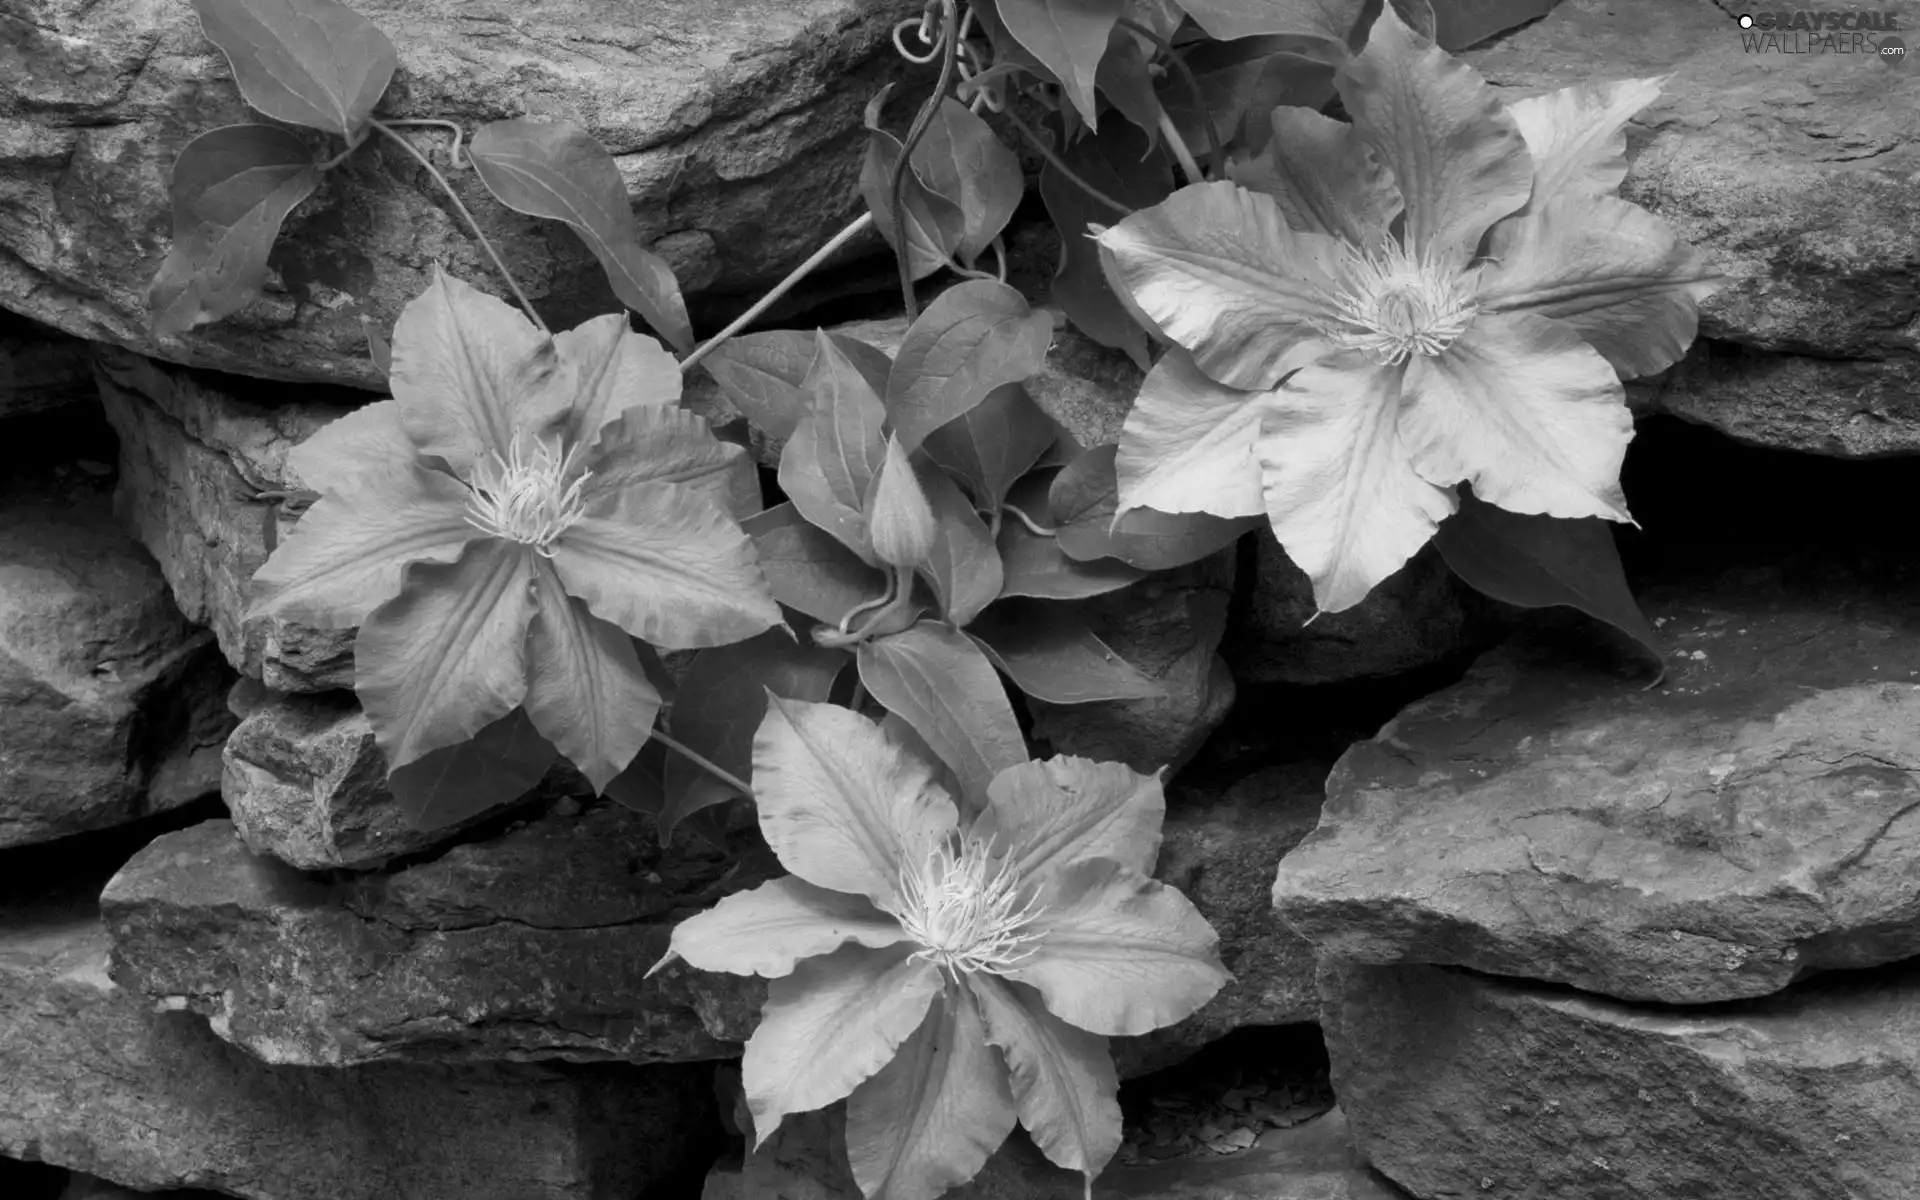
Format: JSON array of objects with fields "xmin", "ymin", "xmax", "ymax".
[{"xmin": 1095, "ymin": 5, "xmax": 1720, "ymax": 612}]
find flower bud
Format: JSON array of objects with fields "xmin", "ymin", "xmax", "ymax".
[{"xmin": 867, "ymin": 434, "xmax": 939, "ymax": 570}]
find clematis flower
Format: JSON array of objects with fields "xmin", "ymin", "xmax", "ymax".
[
  {"xmin": 248, "ymin": 266, "xmax": 781, "ymax": 793},
  {"xmin": 1094, "ymin": 5, "xmax": 1720, "ymax": 613},
  {"xmin": 656, "ymin": 697, "xmax": 1229, "ymax": 1200}
]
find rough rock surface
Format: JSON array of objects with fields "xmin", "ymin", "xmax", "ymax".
[
  {"xmin": 0, "ymin": 464, "xmax": 232, "ymax": 848},
  {"xmin": 1, "ymin": 0, "xmax": 922, "ymax": 387},
  {"xmin": 0, "ymin": 315, "xmax": 94, "ymax": 419},
  {"xmin": 1273, "ymin": 563, "xmax": 1920, "ymax": 1004},
  {"xmin": 1322, "ymin": 960, "xmax": 1920, "ymax": 1200},
  {"xmin": 1466, "ymin": 0, "xmax": 1920, "ymax": 456},
  {"xmin": 104, "ymin": 769, "xmax": 1318, "ymax": 1075},
  {"xmin": 708, "ymin": 1105, "xmax": 1406, "ymax": 1200},
  {"xmin": 0, "ymin": 902, "xmax": 714, "ymax": 1200},
  {"xmin": 95, "ymin": 348, "xmax": 357, "ymax": 689}
]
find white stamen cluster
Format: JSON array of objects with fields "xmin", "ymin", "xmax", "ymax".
[
  {"xmin": 892, "ymin": 833, "xmax": 1046, "ymax": 978},
  {"xmin": 1324, "ymin": 235, "xmax": 1480, "ymax": 366},
  {"xmin": 463, "ymin": 432, "xmax": 593, "ymax": 556}
]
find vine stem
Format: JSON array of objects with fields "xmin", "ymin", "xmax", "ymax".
[
  {"xmin": 680, "ymin": 211, "xmax": 875, "ymax": 374},
  {"xmin": 1116, "ymin": 16, "xmax": 1224, "ymax": 180},
  {"xmin": 651, "ymin": 728, "xmax": 755, "ymax": 799},
  {"xmin": 371, "ymin": 118, "xmax": 548, "ymax": 335},
  {"xmin": 1001, "ymin": 106, "xmax": 1131, "ymax": 216},
  {"xmin": 890, "ymin": 0, "xmax": 961, "ymax": 322},
  {"xmin": 1157, "ymin": 110, "xmax": 1205, "ymax": 186}
]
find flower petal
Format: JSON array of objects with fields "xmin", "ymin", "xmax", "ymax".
[
  {"xmin": 552, "ymin": 312, "xmax": 682, "ymax": 451},
  {"xmin": 665, "ymin": 874, "xmax": 908, "ymax": 979},
  {"xmin": 549, "ymin": 482, "xmax": 780, "ymax": 651},
  {"xmin": 1477, "ymin": 194, "xmax": 1721, "ymax": 379},
  {"xmin": 845, "ymin": 982, "xmax": 1018, "ymax": 1200},
  {"xmin": 974, "ymin": 756, "xmax": 1164, "ymax": 884},
  {"xmin": 1507, "ymin": 77, "xmax": 1665, "ymax": 211},
  {"xmin": 1228, "ymin": 106, "xmax": 1400, "ymax": 246},
  {"xmin": 1007, "ymin": 858, "xmax": 1230, "ymax": 1038},
  {"xmin": 353, "ymin": 536, "xmax": 537, "ymax": 773},
  {"xmin": 751, "ymin": 696, "xmax": 958, "ymax": 907},
  {"xmin": 1254, "ymin": 356, "xmax": 1458, "ymax": 613},
  {"xmin": 578, "ymin": 405, "xmax": 759, "ymax": 520},
  {"xmin": 247, "ymin": 460, "xmax": 477, "ymax": 629},
  {"xmin": 286, "ymin": 399, "xmax": 415, "ymax": 494},
  {"xmin": 1115, "ymin": 347, "xmax": 1274, "ymax": 520},
  {"xmin": 1095, "ymin": 181, "xmax": 1346, "ymax": 391},
  {"xmin": 390, "ymin": 266, "xmax": 570, "ymax": 472},
  {"xmin": 969, "ymin": 974, "xmax": 1121, "ymax": 1178},
  {"xmin": 1398, "ymin": 311, "xmax": 1634, "ymax": 522},
  {"xmin": 522, "ymin": 560, "xmax": 661, "ymax": 792},
  {"xmin": 1335, "ymin": 4, "xmax": 1532, "ymax": 270},
  {"xmin": 742, "ymin": 943, "xmax": 943, "ymax": 1144}
]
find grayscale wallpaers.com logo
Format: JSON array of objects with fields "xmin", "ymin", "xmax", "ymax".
[{"xmin": 1735, "ymin": 10, "xmax": 1907, "ymax": 63}]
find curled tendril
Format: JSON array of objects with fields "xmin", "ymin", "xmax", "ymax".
[{"xmin": 893, "ymin": 13, "xmax": 944, "ymax": 62}]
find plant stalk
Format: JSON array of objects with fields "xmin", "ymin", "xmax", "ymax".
[
  {"xmin": 651, "ymin": 728, "xmax": 755, "ymax": 799},
  {"xmin": 1001, "ymin": 106, "xmax": 1132, "ymax": 216},
  {"xmin": 889, "ymin": 0, "xmax": 961, "ymax": 322},
  {"xmin": 679, "ymin": 211, "xmax": 876, "ymax": 374}
]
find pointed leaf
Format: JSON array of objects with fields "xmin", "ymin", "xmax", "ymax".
[
  {"xmin": 1433, "ymin": 486, "xmax": 1662, "ymax": 671},
  {"xmin": 922, "ymin": 383, "xmax": 1058, "ymax": 512},
  {"xmin": 1431, "ymin": 0, "xmax": 1562, "ymax": 49},
  {"xmin": 970, "ymin": 975, "xmax": 1122, "ymax": 1178},
  {"xmin": 997, "ymin": 474, "xmax": 1145, "ymax": 600},
  {"xmin": 661, "ymin": 630, "xmax": 848, "ymax": 835},
  {"xmin": 1176, "ymin": 0, "xmax": 1361, "ymax": 44},
  {"xmin": 468, "ymin": 118, "xmax": 692, "ymax": 353},
  {"xmin": 968, "ymin": 601, "xmax": 1162, "ymax": 704},
  {"xmin": 190, "ymin": 0, "xmax": 396, "ymax": 136},
  {"xmin": 857, "ymin": 623, "xmax": 1028, "ymax": 807},
  {"xmin": 846, "ymin": 985, "xmax": 1019, "ymax": 1200},
  {"xmin": 862, "ymin": 87, "xmax": 969, "ymax": 282},
  {"xmin": 886, "ymin": 280, "xmax": 1054, "ymax": 453},
  {"xmin": 780, "ymin": 332, "xmax": 889, "ymax": 563},
  {"xmin": 149, "ymin": 124, "xmax": 322, "ymax": 337},
  {"xmin": 996, "ymin": 0, "xmax": 1129, "ymax": 126},
  {"xmin": 975, "ymin": 754, "xmax": 1165, "ymax": 881},
  {"xmin": 522, "ymin": 562, "xmax": 662, "ymax": 793},
  {"xmin": 920, "ymin": 467, "xmax": 1003, "ymax": 627},
  {"xmin": 1050, "ymin": 444, "xmax": 1258, "ymax": 570},
  {"xmin": 1093, "ymin": 28, "xmax": 1163, "ymax": 139},
  {"xmin": 698, "ymin": 330, "xmax": 818, "ymax": 439},
  {"xmin": 386, "ymin": 705, "xmax": 557, "ymax": 831},
  {"xmin": 743, "ymin": 503, "xmax": 891, "ymax": 627},
  {"xmin": 666, "ymin": 875, "xmax": 908, "ymax": 979},
  {"xmin": 911, "ymin": 97, "xmax": 1026, "ymax": 261}
]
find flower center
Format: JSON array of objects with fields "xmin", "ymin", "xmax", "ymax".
[
  {"xmin": 463, "ymin": 432, "xmax": 593, "ymax": 556},
  {"xmin": 1324, "ymin": 236, "xmax": 1480, "ymax": 366},
  {"xmin": 892, "ymin": 833, "xmax": 1045, "ymax": 978}
]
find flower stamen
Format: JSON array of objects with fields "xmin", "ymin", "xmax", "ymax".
[
  {"xmin": 463, "ymin": 432, "xmax": 593, "ymax": 556},
  {"xmin": 1324, "ymin": 235, "xmax": 1480, "ymax": 366},
  {"xmin": 891, "ymin": 833, "xmax": 1046, "ymax": 978}
]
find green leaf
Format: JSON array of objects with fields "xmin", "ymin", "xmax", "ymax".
[
  {"xmin": 1177, "ymin": 0, "xmax": 1434, "ymax": 49},
  {"xmin": 1094, "ymin": 27, "xmax": 1165, "ymax": 138},
  {"xmin": 149, "ymin": 124, "xmax": 322, "ymax": 338},
  {"xmin": 921, "ymin": 383, "xmax": 1058, "ymax": 513},
  {"xmin": 522, "ymin": 564, "xmax": 663, "ymax": 793},
  {"xmin": 1432, "ymin": 486, "xmax": 1663, "ymax": 672},
  {"xmin": 386, "ymin": 704, "xmax": 556, "ymax": 831},
  {"xmin": 846, "ymin": 985, "xmax": 1020, "ymax": 1200},
  {"xmin": 996, "ymin": 471, "xmax": 1145, "ymax": 601},
  {"xmin": 742, "ymin": 503, "xmax": 891, "ymax": 628},
  {"xmin": 857, "ymin": 622, "xmax": 1028, "ymax": 808},
  {"xmin": 1431, "ymin": 0, "xmax": 1561, "ymax": 49},
  {"xmin": 190, "ymin": 0, "xmax": 396, "ymax": 137},
  {"xmin": 996, "ymin": 0, "xmax": 1129, "ymax": 127},
  {"xmin": 1050, "ymin": 444, "xmax": 1257, "ymax": 570},
  {"xmin": 920, "ymin": 467, "xmax": 1003, "ymax": 628},
  {"xmin": 780, "ymin": 332, "xmax": 890, "ymax": 564},
  {"xmin": 968, "ymin": 600, "xmax": 1162, "ymax": 704},
  {"xmin": 911, "ymin": 98, "xmax": 1026, "ymax": 263},
  {"xmin": 974, "ymin": 754, "xmax": 1166, "ymax": 881},
  {"xmin": 664, "ymin": 875, "xmax": 908, "ymax": 979},
  {"xmin": 1039, "ymin": 116, "xmax": 1175, "ymax": 370},
  {"xmin": 862, "ymin": 87, "xmax": 969, "ymax": 282},
  {"xmin": 970, "ymin": 975, "xmax": 1122, "ymax": 1178},
  {"xmin": 661, "ymin": 630, "xmax": 848, "ymax": 836},
  {"xmin": 468, "ymin": 118, "xmax": 692, "ymax": 354},
  {"xmin": 886, "ymin": 280, "xmax": 1054, "ymax": 454},
  {"xmin": 700, "ymin": 331, "xmax": 893, "ymax": 442}
]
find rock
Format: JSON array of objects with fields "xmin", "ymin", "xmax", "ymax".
[
  {"xmin": 1027, "ymin": 556, "xmax": 1237, "ymax": 777},
  {"xmin": 0, "ymin": 901, "xmax": 715, "ymax": 1200},
  {"xmin": 0, "ymin": 315, "xmax": 93, "ymax": 420},
  {"xmin": 706, "ymin": 1104, "xmax": 1406, "ymax": 1200},
  {"xmin": 1321, "ymin": 959, "xmax": 1920, "ymax": 1200},
  {"xmin": 1273, "ymin": 562, "xmax": 1920, "ymax": 1005},
  {"xmin": 0, "ymin": 464, "xmax": 233, "ymax": 848},
  {"xmin": 95, "ymin": 348, "xmax": 358, "ymax": 690},
  {"xmin": 101, "ymin": 813, "xmax": 771, "ymax": 1068},
  {"xmin": 1226, "ymin": 541, "xmax": 1502, "ymax": 687},
  {"xmin": 1, "ymin": 0, "xmax": 924, "ymax": 387},
  {"xmin": 1464, "ymin": 0, "xmax": 1920, "ymax": 456}
]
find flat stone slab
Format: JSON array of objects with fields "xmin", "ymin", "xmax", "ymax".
[
  {"xmin": 1274, "ymin": 564, "xmax": 1920, "ymax": 1004},
  {"xmin": 1322, "ymin": 960, "xmax": 1920, "ymax": 1200},
  {"xmin": 0, "ymin": 902, "xmax": 714, "ymax": 1200}
]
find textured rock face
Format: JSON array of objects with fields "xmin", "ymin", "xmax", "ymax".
[
  {"xmin": 0, "ymin": 905, "xmax": 715, "ymax": 1200},
  {"xmin": 1465, "ymin": 0, "xmax": 1920, "ymax": 456},
  {"xmin": 1, "ymin": 0, "xmax": 921, "ymax": 387},
  {"xmin": 0, "ymin": 315, "xmax": 94, "ymax": 419},
  {"xmin": 1274, "ymin": 565, "xmax": 1920, "ymax": 1005},
  {"xmin": 95, "ymin": 348, "xmax": 356, "ymax": 689},
  {"xmin": 1321, "ymin": 960, "xmax": 1920, "ymax": 1200},
  {"xmin": 0, "ymin": 465, "xmax": 232, "ymax": 848}
]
